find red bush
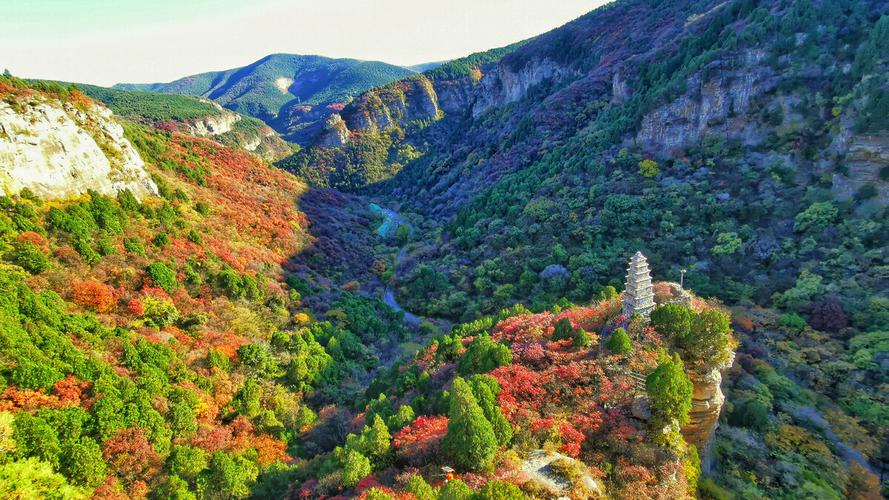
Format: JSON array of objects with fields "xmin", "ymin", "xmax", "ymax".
[
  {"xmin": 392, "ymin": 415, "xmax": 449, "ymax": 466},
  {"xmin": 102, "ymin": 428, "xmax": 162, "ymax": 483}
]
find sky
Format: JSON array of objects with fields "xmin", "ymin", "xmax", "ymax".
[{"xmin": 0, "ymin": 0, "xmax": 609, "ymax": 87}]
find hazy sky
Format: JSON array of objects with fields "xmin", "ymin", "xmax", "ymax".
[{"xmin": 1, "ymin": 0, "xmax": 609, "ymax": 87}]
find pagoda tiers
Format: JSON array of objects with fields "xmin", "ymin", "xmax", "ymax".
[{"xmin": 622, "ymin": 251, "xmax": 655, "ymax": 318}]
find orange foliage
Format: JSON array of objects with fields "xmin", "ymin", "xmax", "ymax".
[
  {"xmin": 102, "ymin": 428, "xmax": 162, "ymax": 483},
  {"xmin": 0, "ymin": 386, "xmax": 62, "ymax": 411},
  {"xmin": 16, "ymin": 231, "xmax": 48, "ymax": 250},
  {"xmin": 72, "ymin": 279, "xmax": 117, "ymax": 313},
  {"xmin": 53, "ymin": 375, "xmax": 91, "ymax": 406}
]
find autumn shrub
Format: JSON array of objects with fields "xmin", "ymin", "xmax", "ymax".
[
  {"xmin": 71, "ymin": 279, "xmax": 117, "ymax": 313},
  {"xmin": 392, "ymin": 416, "xmax": 448, "ymax": 466},
  {"xmin": 548, "ymin": 457, "xmax": 587, "ymax": 484}
]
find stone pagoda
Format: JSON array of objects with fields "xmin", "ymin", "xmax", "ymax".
[{"xmin": 622, "ymin": 251, "xmax": 655, "ymax": 318}]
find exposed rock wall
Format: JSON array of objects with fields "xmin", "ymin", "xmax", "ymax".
[
  {"xmin": 317, "ymin": 58, "xmax": 575, "ymax": 146},
  {"xmin": 0, "ymin": 97, "xmax": 157, "ymax": 199},
  {"xmin": 636, "ymin": 49, "xmax": 776, "ymax": 150},
  {"xmin": 832, "ymin": 134, "xmax": 889, "ymax": 204},
  {"xmin": 471, "ymin": 58, "xmax": 574, "ymax": 117},
  {"xmin": 185, "ymin": 103, "xmax": 240, "ymax": 136},
  {"xmin": 681, "ymin": 353, "xmax": 735, "ymax": 453},
  {"xmin": 341, "ymin": 77, "xmax": 441, "ymax": 137}
]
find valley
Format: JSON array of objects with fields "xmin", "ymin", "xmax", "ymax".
[{"xmin": 0, "ymin": 0, "xmax": 888, "ymax": 499}]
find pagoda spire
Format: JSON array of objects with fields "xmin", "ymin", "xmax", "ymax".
[{"xmin": 622, "ymin": 251, "xmax": 655, "ymax": 318}]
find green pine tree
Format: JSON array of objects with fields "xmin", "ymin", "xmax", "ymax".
[
  {"xmin": 552, "ymin": 318, "xmax": 574, "ymax": 341},
  {"xmin": 645, "ymin": 355, "xmax": 693, "ymax": 426},
  {"xmin": 442, "ymin": 377, "xmax": 498, "ymax": 471},
  {"xmin": 468, "ymin": 375, "xmax": 512, "ymax": 446}
]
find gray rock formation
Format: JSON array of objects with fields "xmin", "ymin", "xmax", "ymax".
[
  {"xmin": 471, "ymin": 58, "xmax": 574, "ymax": 117},
  {"xmin": 636, "ymin": 49, "xmax": 776, "ymax": 150},
  {"xmin": 0, "ymin": 97, "xmax": 157, "ymax": 199}
]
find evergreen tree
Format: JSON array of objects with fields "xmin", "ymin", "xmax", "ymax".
[
  {"xmin": 468, "ymin": 375, "xmax": 512, "ymax": 446},
  {"xmin": 572, "ymin": 328, "xmax": 592, "ymax": 348},
  {"xmin": 646, "ymin": 355, "xmax": 693, "ymax": 426},
  {"xmin": 471, "ymin": 480, "xmax": 526, "ymax": 499},
  {"xmin": 686, "ymin": 309, "xmax": 733, "ymax": 367},
  {"xmin": 60, "ymin": 438, "xmax": 106, "ymax": 487},
  {"xmin": 439, "ymin": 479, "xmax": 474, "ymax": 500},
  {"xmin": 442, "ymin": 378, "xmax": 498, "ymax": 471},
  {"xmin": 457, "ymin": 334, "xmax": 512, "ymax": 375},
  {"xmin": 340, "ymin": 449, "xmax": 371, "ymax": 488},
  {"xmin": 404, "ymin": 475, "xmax": 435, "ymax": 500},
  {"xmin": 552, "ymin": 318, "xmax": 574, "ymax": 341},
  {"xmin": 650, "ymin": 303, "xmax": 693, "ymax": 341},
  {"xmin": 607, "ymin": 327, "xmax": 632, "ymax": 355}
]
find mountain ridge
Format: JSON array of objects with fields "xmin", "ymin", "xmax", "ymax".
[{"xmin": 114, "ymin": 53, "xmax": 416, "ymax": 144}]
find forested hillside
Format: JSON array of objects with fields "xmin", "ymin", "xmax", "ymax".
[
  {"xmin": 281, "ymin": 0, "xmax": 889, "ymax": 497},
  {"xmin": 2, "ymin": 0, "xmax": 888, "ymax": 498},
  {"xmin": 70, "ymin": 83, "xmax": 293, "ymax": 161},
  {"xmin": 115, "ymin": 54, "xmax": 415, "ymax": 144}
]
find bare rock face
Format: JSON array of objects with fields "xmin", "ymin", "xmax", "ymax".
[
  {"xmin": 185, "ymin": 103, "xmax": 241, "ymax": 136},
  {"xmin": 317, "ymin": 114, "xmax": 350, "ymax": 148},
  {"xmin": 344, "ymin": 77, "xmax": 440, "ymax": 134},
  {"xmin": 0, "ymin": 97, "xmax": 157, "ymax": 199},
  {"xmin": 636, "ymin": 49, "xmax": 776, "ymax": 150},
  {"xmin": 832, "ymin": 134, "xmax": 889, "ymax": 204},
  {"xmin": 472, "ymin": 58, "xmax": 573, "ymax": 117},
  {"xmin": 681, "ymin": 352, "xmax": 735, "ymax": 452}
]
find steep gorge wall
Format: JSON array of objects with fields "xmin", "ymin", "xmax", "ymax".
[
  {"xmin": 316, "ymin": 57, "xmax": 575, "ymax": 146},
  {"xmin": 0, "ymin": 97, "xmax": 157, "ymax": 199},
  {"xmin": 682, "ymin": 354, "xmax": 735, "ymax": 454}
]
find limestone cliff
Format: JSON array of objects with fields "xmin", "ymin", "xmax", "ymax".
[
  {"xmin": 181, "ymin": 103, "xmax": 291, "ymax": 162},
  {"xmin": 682, "ymin": 353, "xmax": 735, "ymax": 452},
  {"xmin": 0, "ymin": 96, "xmax": 157, "ymax": 199},
  {"xmin": 636, "ymin": 48, "xmax": 777, "ymax": 150},
  {"xmin": 183, "ymin": 102, "xmax": 241, "ymax": 136},
  {"xmin": 318, "ymin": 77, "xmax": 441, "ymax": 145},
  {"xmin": 471, "ymin": 58, "xmax": 576, "ymax": 117}
]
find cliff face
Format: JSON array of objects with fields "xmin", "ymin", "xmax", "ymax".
[
  {"xmin": 636, "ymin": 48, "xmax": 777, "ymax": 150},
  {"xmin": 318, "ymin": 77, "xmax": 441, "ymax": 145},
  {"xmin": 0, "ymin": 96, "xmax": 157, "ymax": 199},
  {"xmin": 471, "ymin": 58, "xmax": 575, "ymax": 117},
  {"xmin": 316, "ymin": 58, "xmax": 576, "ymax": 145},
  {"xmin": 184, "ymin": 103, "xmax": 241, "ymax": 136},
  {"xmin": 682, "ymin": 354, "xmax": 734, "ymax": 452}
]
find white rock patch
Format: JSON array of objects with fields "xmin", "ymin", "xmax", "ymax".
[
  {"xmin": 0, "ymin": 97, "xmax": 157, "ymax": 199},
  {"xmin": 275, "ymin": 77, "xmax": 293, "ymax": 95}
]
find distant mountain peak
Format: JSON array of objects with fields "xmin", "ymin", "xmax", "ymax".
[{"xmin": 113, "ymin": 53, "xmax": 414, "ymax": 143}]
